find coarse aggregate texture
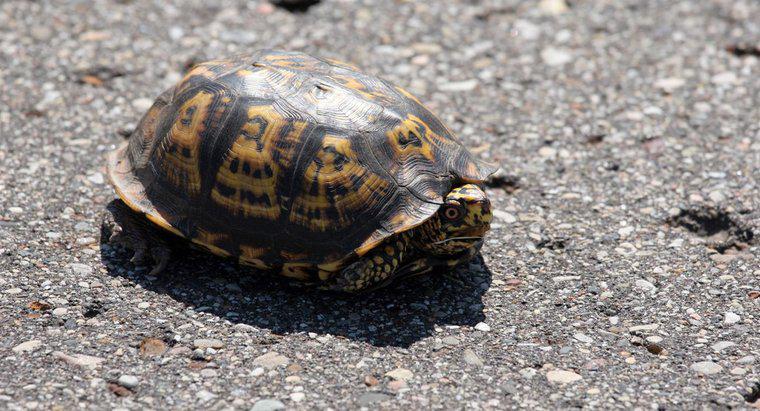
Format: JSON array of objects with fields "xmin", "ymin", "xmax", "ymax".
[{"xmin": 0, "ymin": 0, "xmax": 759, "ymax": 409}]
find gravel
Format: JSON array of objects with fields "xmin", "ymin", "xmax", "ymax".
[{"xmin": 0, "ymin": 0, "xmax": 758, "ymax": 409}]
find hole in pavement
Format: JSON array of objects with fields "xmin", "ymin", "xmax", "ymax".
[
  {"xmin": 485, "ymin": 172, "xmax": 521, "ymax": 194},
  {"xmin": 726, "ymin": 43, "xmax": 760, "ymax": 58},
  {"xmin": 271, "ymin": 0, "xmax": 321, "ymax": 13},
  {"xmin": 668, "ymin": 206, "xmax": 754, "ymax": 253},
  {"xmin": 745, "ymin": 381, "xmax": 760, "ymax": 403}
]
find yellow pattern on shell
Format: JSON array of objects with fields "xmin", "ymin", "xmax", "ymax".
[
  {"xmin": 289, "ymin": 134, "xmax": 392, "ymax": 232},
  {"xmin": 156, "ymin": 90, "xmax": 216, "ymax": 196}
]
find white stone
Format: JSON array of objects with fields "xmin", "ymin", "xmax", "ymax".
[
  {"xmin": 385, "ymin": 368, "xmax": 414, "ymax": 381},
  {"xmin": 618, "ymin": 226, "xmax": 635, "ymax": 237},
  {"xmin": 573, "ymin": 333, "xmax": 593, "ymax": 343},
  {"xmin": 655, "ymin": 77, "xmax": 685, "ymax": 93},
  {"xmin": 251, "ymin": 399, "xmax": 286, "ymax": 411},
  {"xmin": 474, "ymin": 322, "xmax": 491, "ymax": 332},
  {"xmin": 540, "ymin": 47, "xmax": 572, "ymax": 66},
  {"xmin": 519, "ymin": 368, "xmax": 537, "ymax": 379},
  {"xmin": 132, "ymin": 98, "xmax": 154, "ymax": 112},
  {"xmin": 513, "ymin": 20, "xmax": 540, "ymax": 40},
  {"xmin": 539, "ymin": 0, "xmax": 569, "ymax": 15},
  {"xmin": 711, "ymin": 72, "xmax": 737, "ymax": 85},
  {"xmin": 87, "ymin": 173, "xmax": 104, "ymax": 185},
  {"xmin": 8, "ymin": 207, "xmax": 23, "ymax": 214},
  {"xmin": 708, "ymin": 190, "xmax": 725, "ymax": 203},
  {"xmin": 711, "ymin": 341, "xmax": 735, "ymax": 352},
  {"xmin": 690, "ymin": 361, "xmax": 722, "ymax": 375},
  {"xmin": 12, "ymin": 340, "xmax": 42, "ymax": 353},
  {"xmin": 117, "ymin": 375, "xmax": 139, "ymax": 389},
  {"xmin": 195, "ymin": 390, "xmax": 217, "ymax": 403},
  {"xmin": 546, "ymin": 369, "xmax": 582, "ymax": 384},
  {"xmin": 253, "ymin": 352, "xmax": 289, "ymax": 369},
  {"xmin": 462, "ymin": 349, "xmax": 484, "ymax": 367},
  {"xmin": 724, "ymin": 312, "xmax": 740, "ymax": 324},
  {"xmin": 628, "ymin": 324, "xmax": 659, "ymax": 332},
  {"xmin": 730, "ymin": 367, "xmax": 747, "ymax": 375},
  {"xmin": 193, "ymin": 339, "xmax": 224, "ymax": 349},
  {"xmin": 635, "ymin": 279, "xmax": 656, "ymax": 292},
  {"xmin": 52, "ymin": 307, "xmax": 68, "ymax": 316},
  {"xmin": 492, "ymin": 210, "xmax": 516, "ymax": 223},
  {"xmin": 737, "ymin": 355, "xmax": 755, "ymax": 364},
  {"xmin": 68, "ymin": 263, "xmax": 93, "ymax": 276},
  {"xmin": 438, "ymin": 79, "xmax": 478, "ymax": 92},
  {"xmin": 52, "ymin": 351, "xmax": 105, "ymax": 368},
  {"xmin": 553, "ymin": 275, "xmax": 581, "ymax": 282},
  {"xmin": 76, "ymin": 237, "xmax": 96, "ymax": 245}
]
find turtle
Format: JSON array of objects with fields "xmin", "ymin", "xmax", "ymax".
[{"xmin": 106, "ymin": 49, "xmax": 496, "ymax": 292}]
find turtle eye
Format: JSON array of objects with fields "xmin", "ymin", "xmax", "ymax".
[{"xmin": 443, "ymin": 204, "xmax": 463, "ymax": 221}]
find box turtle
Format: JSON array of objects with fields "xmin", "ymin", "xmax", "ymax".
[{"xmin": 106, "ymin": 50, "xmax": 496, "ymax": 292}]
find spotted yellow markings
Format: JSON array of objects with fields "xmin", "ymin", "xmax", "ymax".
[
  {"xmin": 156, "ymin": 90, "xmax": 216, "ymax": 196},
  {"xmin": 289, "ymin": 134, "xmax": 392, "ymax": 232}
]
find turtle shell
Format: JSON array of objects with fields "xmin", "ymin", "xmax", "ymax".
[{"xmin": 108, "ymin": 50, "xmax": 495, "ymax": 268}]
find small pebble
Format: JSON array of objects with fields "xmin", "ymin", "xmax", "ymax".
[
  {"xmin": 253, "ymin": 352, "xmax": 290, "ymax": 369},
  {"xmin": 52, "ymin": 307, "xmax": 68, "ymax": 316},
  {"xmin": 462, "ymin": 349, "xmax": 484, "ymax": 367},
  {"xmin": 12, "ymin": 340, "xmax": 42, "ymax": 353},
  {"xmin": 474, "ymin": 322, "xmax": 491, "ymax": 332},
  {"xmin": 724, "ymin": 312, "xmax": 740, "ymax": 324},
  {"xmin": 442, "ymin": 336, "xmax": 460, "ymax": 346},
  {"xmin": 385, "ymin": 368, "xmax": 414, "ymax": 381},
  {"xmin": 193, "ymin": 339, "xmax": 224, "ymax": 349},
  {"xmin": 546, "ymin": 370, "xmax": 582, "ymax": 384},
  {"xmin": 132, "ymin": 98, "xmax": 154, "ymax": 112},
  {"xmin": 251, "ymin": 399, "xmax": 286, "ymax": 411},
  {"xmin": 574, "ymin": 333, "xmax": 593, "ymax": 343},
  {"xmin": 195, "ymin": 390, "xmax": 217, "ymax": 403},
  {"xmin": 541, "ymin": 47, "xmax": 572, "ymax": 66},
  {"xmin": 710, "ymin": 341, "xmax": 735, "ymax": 352},
  {"xmin": 690, "ymin": 361, "xmax": 722, "ymax": 375},
  {"xmin": 117, "ymin": 375, "xmax": 139, "ymax": 389},
  {"xmin": 200, "ymin": 369, "xmax": 217, "ymax": 378}
]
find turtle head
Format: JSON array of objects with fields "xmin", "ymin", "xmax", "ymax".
[{"xmin": 416, "ymin": 184, "xmax": 492, "ymax": 256}]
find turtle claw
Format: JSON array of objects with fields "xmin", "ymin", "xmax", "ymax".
[
  {"xmin": 148, "ymin": 247, "xmax": 170, "ymax": 276},
  {"xmin": 106, "ymin": 199, "xmax": 172, "ymax": 276},
  {"xmin": 130, "ymin": 247, "xmax": 148, "ymax": 265}
]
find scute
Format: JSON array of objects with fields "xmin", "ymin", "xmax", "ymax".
[{"xmin": 107, "ymin": 50, "xmax": 495, "ymax": 267}]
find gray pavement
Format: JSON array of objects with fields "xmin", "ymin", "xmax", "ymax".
[{"xmin": 0, "ymin": 0, "xmax": 758, "ymax": 409}]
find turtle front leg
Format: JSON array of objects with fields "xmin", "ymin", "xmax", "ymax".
[
  {"xmin": 102, "ymin": 199, "xmax": 171, "ymax": 275},
  {"xmin": 327, "ymin": 233, "xmax": 414, "ymax": 292}
]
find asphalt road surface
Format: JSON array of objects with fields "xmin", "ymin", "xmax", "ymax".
[{"xmin": 0, "ymin": 0, "xmax": 758, "ymax": 409}]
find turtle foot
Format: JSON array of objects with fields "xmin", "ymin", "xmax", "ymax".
[{"xmin": 103, "ymin": 199, "xmax": 171, "ymax": 275}]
